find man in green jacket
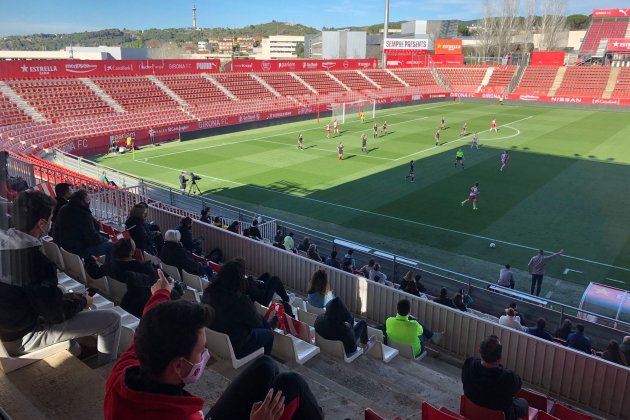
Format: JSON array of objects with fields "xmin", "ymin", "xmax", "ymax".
[{"xmin": 386, "ymin": 299, "xmax": 425, "ymax": 357}]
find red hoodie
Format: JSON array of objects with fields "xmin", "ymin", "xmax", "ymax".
[{"xmin": 104, "ymin": 290, "xmax": 205, "ymax": 420}]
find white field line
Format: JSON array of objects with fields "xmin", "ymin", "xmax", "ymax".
[
  {"xmin": 135, "ymin": 157, "xmax": 630, "ymax": 274},
  {"xmin": 141, "ymin": 102, "xmax": 457, "ymax": 161}
]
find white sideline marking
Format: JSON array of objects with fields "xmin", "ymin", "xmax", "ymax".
[
  {"xmin": 563, "ymin": 268, "xmax": 583, "ymax": 275},
  {"xmin": 134, "ymin": 158, "xmax": 630, "ymax": 274},
  {"xmin": 606, "ymin": 278, "xmax": 625, "ymax": 284}
]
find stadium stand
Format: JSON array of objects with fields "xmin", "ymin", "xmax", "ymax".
[
  {"xmin": 512, "ymin": 66, "xmax": 560, "ymax": 96},
  {"xmin": 478, "ymin": 66, "xmax": 517, "ymax": 94},
  {"xmin": 390, "ymin": 69, "xmax": 445, "ymax": 93},
  {"xmin": 157, "ymin": 74, "xmax": 232, "ymax": 104},
  {"xmin": 92, "ymin": 76, "xmax": 178, "ymax": 111},
  {"xmin": 362, "ymin": 69, "xmax": 407, "ymax": 88},
  {"xmin": 580, "ymin": 20, "xmax": 629, "ymax": 56},
  {"xmin": 0, "ymin": 92, "xmax": 31, "ymax": 126},
  {"xmin": 437, "ymin": 67, "xmax": 488, "ymax": 93},
  {"xmin": 555, "ymin": 67, "xmax": 611, "ymax": 98},
  {"xmin": 332, "ymin": 71, "xmax": 376, "ymax": 91},
  {"xmin": 212, "ymin": 73, "xmax": 275, "ymax": 100},
  {"xmin": 294, "ymin": 71, "xmax": 347, "ymax": 94},
  {"xmin": 256, "ymin": 72, "xmax": 313, "ymax": 97},
  {"xmin": 611, "ymin": 67, "xmax": 630, "ymax": 98}
]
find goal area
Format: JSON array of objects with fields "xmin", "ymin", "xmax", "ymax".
[{"xmin": 331, "ymin": 99, "xmax": 376, "ymax": 124}]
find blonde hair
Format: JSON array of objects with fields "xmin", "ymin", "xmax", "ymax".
[{"xmin": 164, "ymin": 229, "xmax": 181, "ymax": 243}]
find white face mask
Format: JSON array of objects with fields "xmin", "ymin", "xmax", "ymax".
[{"xmin": 179, "ymin": 349, "xmax": 209, "ymax": 384}]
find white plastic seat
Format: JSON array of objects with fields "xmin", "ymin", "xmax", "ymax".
[
  {"xmin": 111, "ymin": 306, "xmax": 140, "ymax": 355},
  {"xmin": 86, "ymin": 274, "xmax": 111, "ymax": 299},
  {"xmin": 107, "ymin": 277, "xmax": 127, "ymax": 305},
  {"xmin": 306, "ymin": 302, "xmax": 326, "ymax": 315},
  {"xmin": 367, "ymin": 341, "xmax": 399, "ymax": 363},
  {"xmin": 57, "ymin": 276, "xmax": 86, "ymax": 294},
  {"xmin": 0, "ymin": 339, "xmax": 70, "ymax": 373},
  {"xmin": 142, "ymin": 251, "xmax": 161, "ymax": 265},
  {"xmin": 315, "ymin": 332, "xmax": 362, "ymax": 363},
  {"xmin": 181, "ymin": 286, "xmax": 200, "ymax": 303},
  {"xmin": 182, "ymin": 269, "xmax": 206, "ymax": 293},
  {"xmin": 205, "ymin": 328, "xmax": 264, "ymax": 369},
  {"xmin": 41, "ymin": 238, "xmax": 65, "ymax": 271},
  {"xmin": 297, "ymin": 308, "xmax": 318, "ymax": 327},
  {"xmin": 272, "ymin": 330, "xmax": 320, "ymax": 365},
  {"xmin": 291, "ymin": 296, "xmax": 306, "ymax": 312},
  {"xmin": 387, "ymin": 337, "xmax": 426, "ymax": 361},
  {"xmin": 59, "ymin": 247, "xmax": 88, "ymax": 284},
  {"xmin": 160, "ymin": 262, "xmax": 182, "ymax": 283},
  {"xmin": 89, "ymin": 294, "xmax": 115, "ymax": 310}
]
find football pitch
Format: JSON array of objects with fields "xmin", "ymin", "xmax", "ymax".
[{"xmin": 95, "ymin": 101, "xmax": 630, "ymax": 304}]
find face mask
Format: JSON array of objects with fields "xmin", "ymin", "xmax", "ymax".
[
  {"xmin": 40, "ymin": 219, "xmax": 51, "ymax": 238},
  {"xmin": 179, "ymin": 349, "xmax": 209, "ymax": 384}
]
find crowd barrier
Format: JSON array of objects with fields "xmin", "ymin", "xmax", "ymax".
[{"xmin": 142, "ymin": 201, "xmax": 630, "ymax": 419}]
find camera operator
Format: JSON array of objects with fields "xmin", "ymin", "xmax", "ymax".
[{"xmin": 179, "ymin": 172, "xmax": 188, "ymax": 192}]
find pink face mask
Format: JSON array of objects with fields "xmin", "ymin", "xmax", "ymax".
[{"xmin": 179, "ymin": 349, "xmax": 209, "ymax": 384}]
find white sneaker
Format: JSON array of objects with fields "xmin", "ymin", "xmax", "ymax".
[
  {"xmin": 365, "ymin": 335, "xmax": 377, "ymax": 353},
  {"xmin": 430, "ymin": 331, "xmax": 445, "ymax": 346}
]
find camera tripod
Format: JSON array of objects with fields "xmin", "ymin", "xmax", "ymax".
[{"xmin": 188, "ymin": 179, "xmax": 201, "ymax": 194}]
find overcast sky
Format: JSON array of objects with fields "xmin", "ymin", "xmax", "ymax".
[{"xmin": 0, "ymin": 0, "xmax": 624, "ymax": 36}]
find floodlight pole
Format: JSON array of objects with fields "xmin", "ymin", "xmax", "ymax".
[{"xmin": 383, "ymin": 0, "xmax": 390, "ymax": 69}]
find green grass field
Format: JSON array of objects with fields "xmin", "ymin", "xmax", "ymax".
[{"xmin": 94, "ymin": 101, "xmax": 630, "ymax": 304}]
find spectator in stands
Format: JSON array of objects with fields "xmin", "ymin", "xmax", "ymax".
[
  {"xmin": 274, "ymin": 226, "xmax": 284, "ymax": 243},
  {"xmin": 315, "ymin": 296, "xmax": 375, "ymax": 356},
  {"xmin": 359, "ymin": 259, "xmax": 375, "ymax": 277},
  {"xmin": 602, "ymin": 340, "xmax": 627, "ymax": 366},
  {"xmin": 199, "ymin": 207, "xmax": 211, "ymax": 224},
  {"xmin": 125, "ymin": 203, "xmax": 163, "ymax": 256},
  {"xmin": 53, "ymin": 189, "xmax": 113, "ymax": 258},
  {"xmin": 369, "ymin": 263, "xmax": 388, "ymax": 284},
  {"xmin": 499, "ymin": 308, "xmax": 526, "ymax": 331},
  {"xmin": 159, "ymin": 230, "xmax": 213, "ymax": 278},
  {"xmin": 621, "ymin": 336, "xmax": 630, "ymax": 365},
  {"xmin": 453, "ymin": 292, "xmax": 468, "ymax": 312},
  {"xmin": 100, "ymin": 171, "xmax": 110, "ymax": 185},
  {"xmin": 341, "ymin": 259, "xmax": 353, "ymax": 273},
  {"xmin": 498, "ymin": 264, "xmax": 515, "ymax": 289},
  {"xmin": 386, "ymin": 299, "xmax": 428, "ymax": 357},
  {"xmin": 176, "ymin": 216, "xmax": 202, "ymax": 255},
  {"xmin": 202, "ymin": 259, "xmax": 274, "ymax": 358},
  {"xmin": 244, "ymin": 272, "xmax": 293, "ymax": 316},
  {"xmin": 249, "ymin": 218, "xmax": 262, "ymax": 240},
  {"xmin": 508, "ymin": 302, "xmax": 526, "ymax": 326},
  {"xmin": 527, "ymin": 248, "xmax": 563, "ymax": 296},
  {"xmin": 526, "ymin": 318, "xmax": 553, "ymax": 341},
  {"xmin": 227, "ymin": 220, "xmax": 241, "ymax": 234},
  {"xmin": 461, "ymin": 335, "xmax": 529, "ymax": 420},
  {"xmin": 105, "ymin": 274, "xmax": 323, "ymax": 419},
  {"xmin": 567, "ymin": 324, "xmax": 592, "ymax": 354},
  {"xmin": 52, "ymin": 182, "xmax": 72, "ymax": 223},
  {"xmin": 307, "ymin": 269, "xmax": 335, "ymax": 308},
  {"xmin": 403, "ymin": 281, "xmax": 421, "ymax": 297},
  {"xmin": 307, "ymin": 243, "xmax": 323, "ymax": 262},
  {"xmin": 400, "ymin": 271, "xmax": 414, "ymax": 291},
  {"xmin": 325, "ymin": 250, "xmax": 341, "ymax": 269},
  {"xmin": 343, "ymin": 249, "xmax": 356, "ymax": 270},
  {"xmin": 283, "ymin": 232, "xmax": 295, "ymax": 251},
  {"xmin": 433, "ymin": 287, "xmax": 456, "ymax": 308},
  {"xmin": 0, "ymin": 191, "xmax": 121, "ymax": 366},
  {"xmin": 212, "ymin": 216, "xmax": 223, "ymax": 228},
  {"xmin": 297, "ymin": 236, "xmax": 310, "ymax": 252},
  {"xmin": 555, "ymin": 318, "xmax": 574, "ymax": 341}
]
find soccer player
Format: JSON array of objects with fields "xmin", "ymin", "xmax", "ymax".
[
  {"xmin": 334, "ymin": 119, "xmax": 339, "ymax": 135},
  {"xmin": 454, "ymin": 148, "xmax": 464, "ymax": 168},
  {"xmin": 361, "ymin": 111, "xmax": 365, "ymax": 124},
  {"xmin": 405, "ymin": 160, "xmax": 415, "ymax": 182},
  {"xmin": 326, "ymin": 122, "xmax": 331, "ymax": 139},
  {"xmin": 461, "ymin": 182, "xmax": 479, "ymax": 210},
  {"xmin": 491, "ymin": 118, "xmax": 498, "ymax": 133},
  {"xmin": 460, "ymin": 122, "xmax": 468, "ymax": 137},
  {"xmin": 471, "ymin": 133, "xmax": 479, "ymax": 149},
  {"xmin": 382, "ymin": 121, "xmax": 388, "ymax": 136},
  {"xmin": 337, "ymin": 142, "xmax": 344, "ymax": 160},
  {"xmin": 373, "ymin": 122, "xmax": 378, "ymax": 138},
  {"xmin": 297, "ymin": 133, "xmax": 303, "ymax": 150},
  {"xmin": 435, "ymin": 129, "xmax": 441, "ymax": 146},
  {"xmin": 361, "ymin": 133, "xmax": 368, "ymax": 153},
  {"xmin": 440, "ymin": 116, "xmax": 445, "ymax": 130},
  {"xmin": 500, "ymin": 150, "xmax": 509, "ymax": 171}
]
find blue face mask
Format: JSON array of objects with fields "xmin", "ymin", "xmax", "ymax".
[{"xmin": 179, "ymin": 349, "xmax": 209, "ymax": 384}]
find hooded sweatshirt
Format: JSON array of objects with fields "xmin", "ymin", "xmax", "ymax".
[
  {"xmin": 461, "ymin": 357, "xmax": 522, "ymax": 420},
  {"xmin": 314, "ymin": 297, "xmax": 356, "ymax": 355}
]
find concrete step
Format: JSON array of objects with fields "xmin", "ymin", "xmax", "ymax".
[
  {"xmin": 289, "ymin": 72, "xmax": 318, "ymax": 94},
  {"xmin": 325, "ymin": 72, "xmax": 351, "ymax": 92},
  {"xmin": 547, "ymin": 66, "xmax": 566, "ymax": 96}
]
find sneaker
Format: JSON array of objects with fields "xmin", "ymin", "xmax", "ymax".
[
  {"xmin": 430, "ymin": 331, "xmax": 445, "ymax": 346},
  {"xmin": 364, "ymin": 335, "xmax": 377, "ymax": 353}
]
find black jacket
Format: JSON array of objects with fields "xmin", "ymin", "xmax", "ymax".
[
  {"xmin": 202, "ymin": 287, "xmax": 262, "ymax": 358},
  {"xmin": 125, "ymin": 215, "xmax": 152, "ymax": 253},
  {"xmin": 52, "ymin": 197, "xmax": 68, "ymax": 223},
  {"xmin": 0, "ymin": 229, "xmax": 86, "ymax": 342},
  {"xmin": 314, "ymin": 297, "xmax": 357, "ymax": 355},
  {"xmin": 461, "ymin": 357, "xmax": 522, "ymax": 420},
  {"xmin": 176, "ymin": 224, "xmax": 198, "ymax": 253},
  {"xmin": 159, "ymin": 241, "xmax": 204, "ymax": 276},
  {"xmin": 53, "ymin": 198, "xmax": 105, "ymax": 256}
]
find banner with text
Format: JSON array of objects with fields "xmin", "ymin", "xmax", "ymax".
[
  {"xmin": 230, "ymin": 59, "xmax": 378, "ymax": 72},
  {"xmin": 385, "ymin": 54, "xmax": 463, "ymax": 68},
  {"xmin": 383, "ymin": 37, "xmax": 431, "ymax": 55},
  {"xmin": 530, "ymin": 51, "xmax": 566, "ymax": 65},
  {"xmin": 592, "ymin": 8, "xmax": 630, "ymax": 18},
  {"xmin": 607, "ymin": 39, "xmax": 630, "ymax": 52},
  {"xmin": 435, "ymin": 39, "xmax": 463, "ymax": 55},
  {"xmin": 0, "ymin": 59, "xmax": 221, "ymax": 79}
]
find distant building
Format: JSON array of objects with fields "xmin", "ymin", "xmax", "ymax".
[
  {"xmin": 258, "ymin": 35, "xmax": 304, "ymax": 60},
  {"xmin": 0, "ymin": 46, "xmax": 164, "ymax": 61},
  {"xmin": 304, "ymin": 31, "xmax": 367, "ymax": 59}
]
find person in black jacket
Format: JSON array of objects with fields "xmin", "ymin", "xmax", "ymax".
[
  {"xmin": 244, "ymin": 273, "xmax": 294, "ymax": 317},
  {"xmin": 433, "ymin": 287, "xmax": 456, "ymax": 309},
  {"xmin": 314, "ymin": 297, "xmax": 375, "ymax": 356},
  {"xmin": 125, "ymin": 203, "xmax": 162, "ymax": 256},
  {"xmin": 51, "ymin": 182, "xmax": 72, "ymax": 224},
  {"xmin": 176, "ymin": 216, "xmax": 202, "ymax": 255},
  {"xmin": 249, "ymin": 219, "xmax": 262, "ymax": 240},
  {"xmin": 159, "ymin": 230, "xmax": 213, "ymax": 278},
  {"xmin": 200, "ymin": 207, "xmax": 211, "ymax": 224},
  {"xmin": 0, "ymin": 191, "xmax": 121, "ymax": 366},
  {"xmin": 461, "ymin": 335, "xmax": 528, "ymax": 420},
  {"xmin": 53, "ymin": 189, "xmax": 112, "ymax": 258},
  {"xmin": 201, "ymin": 259, "xmax": 274, "ymax": 358}
]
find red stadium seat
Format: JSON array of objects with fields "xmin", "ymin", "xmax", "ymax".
[
  {"xmin": 552, "ymin": 403, "xmax": 593, "ymax": 420},
  {"xmin": 517, "ymin": 388, "xmax": 554, "ymax": 413},
  {"xmin": 421, "ymin": 402, "xmax": 466, "ymax": 419},
  {"xmin": 460, "ymin": 395, "xmax": 505, "ymax": 420}
]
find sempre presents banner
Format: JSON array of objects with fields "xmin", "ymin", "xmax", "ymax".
[
  {"xmin": 530, "ymin": 51, "xmax": 566, "ymax": 66},
  {"xmin": 607, "ymin": 39, "xmax": 630, "ymax": 52},
  {"xmin": 383, "ymin": 37, "xmax": 430, "ymax": 55},
  {"xmin": 230, "ymin": 59, "xmax": 377, "ymax": 72},
  {"xmin": 592, "ymin": 8, "xmax": 630, "ymax": 18},
  {"xmin": 0, "ymin": 59, "xmax": 221, "ymax": 79},
  {"xmin": 435, "ymin": 39, "xmax": 462, "ymax": 55}
]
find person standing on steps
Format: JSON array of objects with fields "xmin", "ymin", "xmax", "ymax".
[{"xmin": 527, "ymin": 248, "xmax": 563, "ymax": 296}]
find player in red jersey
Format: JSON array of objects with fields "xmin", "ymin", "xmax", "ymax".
[
  {"xmin": 461, "ymin": 182, "xmax": 479, "ymax": 210},
  {"xmin": 491, "ymin": 119, "xmax": 498, "ymax": 133},
  {"xmin": 326, "ymin": 122, "xmax": 331, "ymax": 139},
  {"xmin": 334, "ymin": 119, "xmax": 340, "ymax": 135}
]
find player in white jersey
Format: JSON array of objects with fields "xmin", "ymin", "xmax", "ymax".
[
  {"xmin": 471, "ymin": 133, "xmax": 479, "ymax": 149},
  {"xmin": 326, "ymin": 123, "xmax": 331, "ymax": 139},
  {"xmin": 334, "ymin": 119, "xmax": 339, "ymax": 135},
  {"xmin": 500, "ymin": 150, "xmax": 509, "ymax": 171},
  {"xmin": 461, "ymin": 182, "xmax": 479, "ymax": 210}
]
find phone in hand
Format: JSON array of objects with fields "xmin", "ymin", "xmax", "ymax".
[{"xmin": 86, "ymin": 287, "xmax": 99, "ymax": 297}]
